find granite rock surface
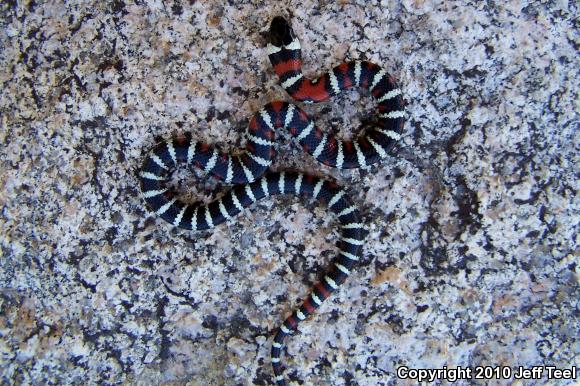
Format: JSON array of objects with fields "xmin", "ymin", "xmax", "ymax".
[{"xmin": 0, "ymin": 1, "xmax": 578, "ymax": 385}]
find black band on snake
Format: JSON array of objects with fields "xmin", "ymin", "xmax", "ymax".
[{"xmin": 138, "ymin": 16, "xmax": 404, "ymax": 386}]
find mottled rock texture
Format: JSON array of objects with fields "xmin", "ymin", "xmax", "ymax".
[{"xmin": 0, "ymin": 1, "xmax": 578, "ymax": 385}]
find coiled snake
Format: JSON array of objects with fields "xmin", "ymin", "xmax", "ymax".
[{"xmin": 139, "ymin": 16, "xmax": 404, "ymax": 385}]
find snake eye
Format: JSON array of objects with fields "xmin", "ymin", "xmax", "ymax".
[{"xmin": 269, "ymin": 16, "xmax": 294, "ymax": 46}]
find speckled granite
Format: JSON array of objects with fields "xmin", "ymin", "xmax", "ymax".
[{"xmin": 0, "ymin": 1, "xmax": 578, "ymax": 385}]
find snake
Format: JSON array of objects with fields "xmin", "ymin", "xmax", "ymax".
[{"xmin": 138, "ymin": 16, "xmax": 404, "ymax": 386}]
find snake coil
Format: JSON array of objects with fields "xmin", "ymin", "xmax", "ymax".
[{"xmin": 138, "ymin": 16, "xmax": 404, "ymax": 385}]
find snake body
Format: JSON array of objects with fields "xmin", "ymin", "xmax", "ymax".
[
  {"xmin": 267, "ymin": 17, "xmax": 404, "ymax": 385},
  {"xmin": 267, "ymin": 16, "xmax": 405, "ymax": 163},
  {"xmin": 139, "ymin": 16, "xmax": 404, "ymax": 386}
]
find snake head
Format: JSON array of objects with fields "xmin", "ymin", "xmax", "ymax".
[{"xmin": 269, "ymin": 16, "xmax": 295, "ymax": 47}]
